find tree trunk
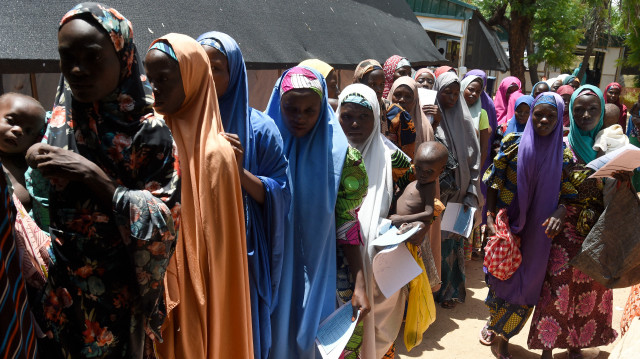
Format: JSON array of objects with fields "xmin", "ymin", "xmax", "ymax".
[
  {"xmin": 508, "ymin": 1, "xmax": 534, "ymax": 85},
  {"xmin": 526, "ymin": 37, "xmax": 539, "ymax": 89},
  {"xmin": 577, "ymin": 4, "xmax": 606, "ymax": 82}
]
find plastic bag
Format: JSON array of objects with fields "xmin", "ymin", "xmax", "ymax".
[
  {"xmin": 569, "ymin": 187, "xmax": 640, "ymax": 288},
  {"xmin": 404, "ymin": 242, "xmax": 436, "ymax": 352},
  {"xmin": 483, "ymin": 209, "xmax": 522, "ymax": 280}
]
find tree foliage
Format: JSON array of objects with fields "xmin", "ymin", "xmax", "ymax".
[
  {"xmin": 528, "ymin": 0, "xmax": 585, "ymax": 69},
  {"xmin": 619, "ymin": 0, "xmax": 640, "ymax": 67},
  {"xmin": 475, "ymin": 0, "xmax": 585, "ymax": 73}
]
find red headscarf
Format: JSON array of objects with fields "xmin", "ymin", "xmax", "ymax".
[
  {"xmin": 604, "ymin": 82, "xmax": 628, "ymax": 129},
  {"xmin": 557, "ymin": 85, "xmax": 574, "ymax": 127},
  {"xmin": 434, "ymin": 66, "xmax": 454, "ymax": 78},
  {"xmin": 383, "ymin": 55, "xmax": 404, "ymax": 98}
]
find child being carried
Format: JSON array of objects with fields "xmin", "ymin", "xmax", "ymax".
[{"xmin": 390, "ymin": 141, "xmax": 447, "ymax": 289}]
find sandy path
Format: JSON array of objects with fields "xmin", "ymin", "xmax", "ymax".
[{"xmin": 396, "ymin": 259, "xmax": 630, "ymax": 359}]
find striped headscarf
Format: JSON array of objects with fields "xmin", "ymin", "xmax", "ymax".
[{"xmin": 280, "ymin": 67, "xmax": 323, "ymax": 97}]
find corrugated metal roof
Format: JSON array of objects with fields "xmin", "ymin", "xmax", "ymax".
[{"xmin": 0, "ymin": 0, "xmax": 446, "ymax": 73}]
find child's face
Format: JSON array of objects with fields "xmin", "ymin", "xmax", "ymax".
[
  {"xmin": 414, "ymin": 156, "xmax": 446, "ymax": 185},
  {"xmin": 0, "ymin": 96, "xmax": 44, "ymax": 154}
]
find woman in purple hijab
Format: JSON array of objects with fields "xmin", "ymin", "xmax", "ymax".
[{"xmin": 479, "ymin": 93, "xmax": 567, "ymax": 359}]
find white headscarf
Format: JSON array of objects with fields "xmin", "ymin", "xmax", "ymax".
[
  {"xmin": 460, "ymin": 75, "xmax": 483, "ymax": 132},
  {"xmin": 336, "ymin": 84, "xmax": 404, "ymax": 358}
]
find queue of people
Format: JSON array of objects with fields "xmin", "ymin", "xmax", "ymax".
[{"xmin": 1, "ymin": 3, "xmax": 639, "ymax": 359}]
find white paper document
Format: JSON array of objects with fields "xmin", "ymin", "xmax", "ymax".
[
  {"xmin": 370, "ymin": 223, "xmax": 421, "ymax": 247},
  {"xmin": 441, "ymin": 202, "xmax": 476, "ymax": 238},
  {"xmin": 586, "ymin": 144, "xmax": 640, "ymax": 178},
  {"xmin": 372, "ymin": 243, "xmax": 422, "ymax": 298},
  {"xmin": 316, "ymin": 302, "xmax": 360, "ymax": 359},
  {"xmin": 418, "ymin": 88, "xmax": 438, "ymax": 124}
]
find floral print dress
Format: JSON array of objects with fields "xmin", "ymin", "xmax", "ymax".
[
  {"xmin": 527, "ymin": 144, "xmax": 617, "ymax": 350},
  {"xmin": 37, "ymin": 4, "xmax": 181, "ymax": 359}
]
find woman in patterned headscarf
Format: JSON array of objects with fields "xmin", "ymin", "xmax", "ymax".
[
  {"xmin": 382, "ymin": 55, "xmax": 411, "ymax": 98},
  {"xmin": 26, "ymin": 4, "xmax": 180, "ymax": 358},
  {"xmin": 267, "ymin": 66, "xmax": 370, "ymax": 358}
]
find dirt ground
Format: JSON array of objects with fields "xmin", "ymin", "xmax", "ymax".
[{"xmin": 395, "ymin": 259, "xmax": 631, "ymax": 359}]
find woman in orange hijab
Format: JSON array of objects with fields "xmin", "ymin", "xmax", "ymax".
[{"xmin": 144, "ymin": 34, "xmax": 252, "ymax": 358}]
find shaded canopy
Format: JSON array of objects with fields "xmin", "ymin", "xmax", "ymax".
[{"xmin": 0, "ymin": 0, "xmax": 444, "ymax": 73}]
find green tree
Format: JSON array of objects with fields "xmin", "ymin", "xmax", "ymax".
[
  {"xmin": 475, "ymin": 0, "xmax": 586, "ymax": 84},
  {"xmin": 619, "ymin": 0, "xmax": 640, "ymax": 67},
  {"xmin": 478, "ymin": 0, "xmax": 537, "ymax": 84},
  {"xmin": 528, "ymin": 0, "xmax": 585, "ymax": 81}
]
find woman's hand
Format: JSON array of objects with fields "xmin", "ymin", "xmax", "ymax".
[
  {"xmin": 422, "ymin": 105, "xmax": 441, "ymax": 128},
  {"xmin": 26, "ymin": 143, "xmax": 116, "ymax": 208},
  {"xmin": 222, "ymin": 133, "xmax": 244, "ymax": 174},
  {"xmin": 485, "ymin": 214, "xmax": 496, "ymax": 237},
  {"xmin": 351, "ymin": 281, "xmax": 370, "ymax": 322},
  {"xmin": 26, "ymin": 143, "xmax": 99, "ymax": 182},
  {"xmin": 612, "ymin": 170, "xmax": 633, "ymax": 184},
  {"xmin": 542, "ymin": 206, "xmax": 567, "ymax": 238}
]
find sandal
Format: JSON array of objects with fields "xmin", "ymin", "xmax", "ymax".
[
  {"xmin": 440, "ymin": 300, "xmax": 456, "ymax": 309},
  {"xmin": 479, "ymin": 325, "xmax": 496, "ymax": 346}
]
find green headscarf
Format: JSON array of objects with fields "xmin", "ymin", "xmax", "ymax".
[{"xmin": 568, "ymin": 85, "xmax": 605, "ymax": 163}]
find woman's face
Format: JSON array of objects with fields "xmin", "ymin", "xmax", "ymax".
[
  {"xmin": 326, "ymin": 70, "xmax": 339, "ymax": 99},
  {"xmin": 515, "ymin": 103, "xmax": 530, "ymax": 125},
  {"xmin": 203, "ymin": 45, "xmax": 230, "ymax": 97},
  {"xmin": 438, "ymin": 82, "xmax": 461, "ymax": 109},
  {"xmin": 339, "ymin": 103, "xmax": 375, "ymax": 148},
  {"xmin": 531, "ymin": 103, "xmax": 558, "ymax": 137},
  {"xmin": 463, "ymin": 80, "xmax": 483, "ymax": 107},
  {"xmin": 391, "ymin": 85, "xmax": 415, "ymax": 111},
  {"xmin": 606, "ymin": 86, "xmax": 621, "ymax": 104},
  {"xmin": 415, "ymin": 72, "xmax": 435, "ymax": 90},
  {"xmin": 570, "ymin": 79, "xmax": 580, "ymax": 90},
  {"xmin": 144, "ymin": 49, "xmax": 186, "ymax": 115},
  {"xmin": 506, "ymin": 83, "xmax": 519, "ymax": 96},
  {"xmin": 280, "ymin": 89, "xmax": 322, "ymax": 138},
  {"xmin": 572, "ymin": 95, "xmax": 601, "ymax": 132},
  {"xmin": 362, "ymin": 69, "xmax": 385, "ymax": 99},
  {"xmin": 533, "ymin": 83, "xmax": 549, "ymax": 99},
  {"xmin": 561, "ymin": 94, "xmax": 571, "ymax": 114},
  {"xmin": 58, "ymin": 18, "xmax": 121, "ymax": 103},
  {"xmin": 551, "ymin": 80, "xmax": 563, "ymax": 92},
  {"xmin": 393, "ymin": 66, "xmax": 411, "ymax": 82}
]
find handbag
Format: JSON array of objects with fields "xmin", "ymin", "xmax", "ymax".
[
  {"xmin": 483, "ymin": 208, "xmax": 522, "ymax": 280},
  {"xmin": 569, "ymin": 186, "xmax": 640, "ymax": 288},
  {"xmin": 434, "ymin": 135, "xmax": 459, "ymax": 199}
]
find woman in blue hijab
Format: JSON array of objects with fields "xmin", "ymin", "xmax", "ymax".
[
  {"xmin": 266, "ymin": 66, "xmax": 370, "ymax": 358},
  {"xmin": 503, "ymin": 95, "xmax": 535, "ymax": 136},
  {"xmin": 197, "ymin": 31, "xmax": 291, "ymax": 359}
]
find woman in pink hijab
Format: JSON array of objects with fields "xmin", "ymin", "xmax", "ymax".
[{"xmin": 495, "ymin": 77, "xmax": 522, "ymax": 125}]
